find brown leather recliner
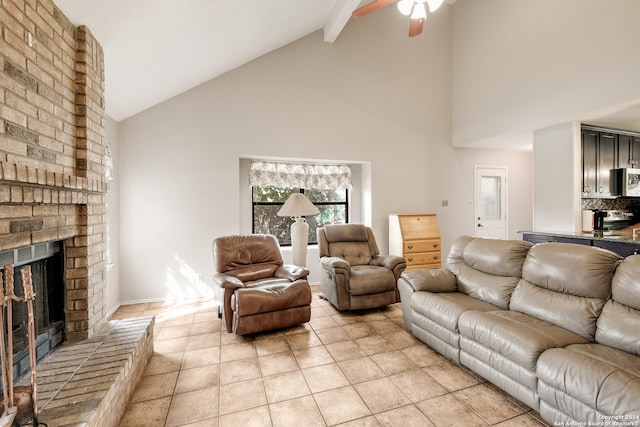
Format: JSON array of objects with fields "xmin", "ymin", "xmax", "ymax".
[
  {"xmin": 212, "ymin": 234, "xmax": 312, "ymax": 335},
  {"xmin": 317, "ymin": 224, "xmax": 406, "ymax": 311}
]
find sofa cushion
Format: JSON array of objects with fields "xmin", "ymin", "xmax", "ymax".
[
  {"xmin": 511, "ymin": 242, "xmax": 621, "ymax": 341},
  {"xmin": 458, "ymin": 310, "xmax": 589, "ymax": 372},
  {"xmin": 537, "ymin": 343, "xmax": 640, "ymax": 420},
  {"xmin": 448, "ymin": 237, "xmax": 532, "ymax": 309},
  {"xmin": 411, "ymin": 291, "xmax": 499, "ymax": 332},
  {"xmin": 348, "ymin": 265, "xmax": 396, "ymax": 295}
]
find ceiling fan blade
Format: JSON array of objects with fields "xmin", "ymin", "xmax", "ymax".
[
  {"xmin": 409, "ymin": 18, "xmax": 424, "ymax": 37},
  {"xmin": 352, "ymin": 0, "xmax": 398, "ymax": 17}
]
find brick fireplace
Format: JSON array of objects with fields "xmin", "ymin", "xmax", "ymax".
[{"xmin": 1, "ymin": 0, "xmax": 108, "ymax": 341}]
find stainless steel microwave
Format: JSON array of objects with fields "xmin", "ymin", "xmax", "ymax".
[{"xmin": 611, "ymin": 168, "xmax": 640, "ymax": 197}]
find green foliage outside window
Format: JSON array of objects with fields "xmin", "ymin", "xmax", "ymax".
[{"xmin": 252, "ymin": 186, "xmax": 348, "ymax": 245}]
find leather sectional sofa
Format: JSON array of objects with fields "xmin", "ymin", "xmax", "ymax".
[{"xmin": 397, "ymin": 235, "xmax": 640, "ymax": 426}]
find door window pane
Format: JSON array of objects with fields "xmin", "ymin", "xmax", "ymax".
[{"xmin": 480, "ymin": 176, "xmax": 501, "ymax": 220}]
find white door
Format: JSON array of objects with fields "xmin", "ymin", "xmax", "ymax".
[{"xmin": 475, "ymin": 166, "xmax": 507, "ymax": 239}]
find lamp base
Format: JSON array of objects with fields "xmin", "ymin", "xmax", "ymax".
[{"xmin": 290, "ymin": 217, "xmax": 309, "ymax": 267}]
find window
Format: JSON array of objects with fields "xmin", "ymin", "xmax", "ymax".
[
  {"xmin": 252, "ymin": 187, "xmax": 348, "ymax": 246},
  {"xmin": 249, "ymin": 161, "xmax": 352, "ymax": 246}
]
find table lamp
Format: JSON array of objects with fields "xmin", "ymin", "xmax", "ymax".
[{"xmin": 277, "ymin": 193, "xmax": 320, "ymax": 267}]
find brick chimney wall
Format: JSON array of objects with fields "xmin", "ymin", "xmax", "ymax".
[{"xmin": 0, "ymin": 0, "xmax": 108, "ymax": 340}]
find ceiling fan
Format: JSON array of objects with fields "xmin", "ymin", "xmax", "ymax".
[{"xmin": 352, "ymin": 0, "xmax": 444, "ymax": 37}]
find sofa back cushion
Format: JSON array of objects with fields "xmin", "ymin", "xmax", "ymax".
[
  {"xmin": 511, "ymin": 242, "xmax": 621, "ymax": 341},
  {"xmin": 213, "ymin": 234, "xmax": 282, "ymax": 282},
  {"xmin": 596, "ymin": 255, "xmax": 640, "ymax": 356},
  {"xmin": 319, "ymin": 224, "xmax": 380, "ymax": 266},
  {"xmin": 446, "ymin": 236, "xmax": 533, "ymax": 309}
]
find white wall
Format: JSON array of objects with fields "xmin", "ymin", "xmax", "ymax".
[
  {"xmin": 451, "ymin": 0, "xmax": 640, "ymax": 149},
  {"xmin": 532, "ymin": 122, "xmax": 581, "ymax": 232},
  {"xmin": 105, "ymin": 116, "xmax": 120, "ymax": 313},
  {"xmin": 115, "ymin": 5, "xmax": 533, "ymax": 303}
]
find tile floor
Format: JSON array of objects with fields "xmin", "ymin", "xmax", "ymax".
[{"xmin": 112, "ymin": 291, "xmax": 549, "ymax": 427}]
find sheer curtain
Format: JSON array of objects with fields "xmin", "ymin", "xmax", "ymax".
[{"xmin": 249, "ymin": 161, "xmax": 352, "ymax": 190}]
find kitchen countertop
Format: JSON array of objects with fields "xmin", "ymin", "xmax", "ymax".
[{"xmin": 519, "ymin": 227, "xmax": 640, "ymax": 244}]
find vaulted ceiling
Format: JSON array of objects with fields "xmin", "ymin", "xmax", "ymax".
[{"xmin": 55, "ymin": 0, "xmax": 458, "ymax": 122}]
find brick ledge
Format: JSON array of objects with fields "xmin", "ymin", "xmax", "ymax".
[{"xmin": 17, "ymin": 316, "xmax": 154, "ymax": 427}]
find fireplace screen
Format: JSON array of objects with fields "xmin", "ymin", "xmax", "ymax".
[{"xmin": 0, "ymin": 242, "xmax": 65, "ymax": 381}]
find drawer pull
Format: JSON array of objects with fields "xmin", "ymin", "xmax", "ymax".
[
  {"xmin": 434, "ymin": 256, "xmax": 439, "ymax": 260},
  {"xmin": 407, "ymin": 245, "xmax": 413, "ymax": 249},
  {"xmin": 408, "ymin": 258, "xmax": 413, "ymax": 262},
  {"xmin": 432, "ymin": 243, "xmax": 439, "ymax": 248}
]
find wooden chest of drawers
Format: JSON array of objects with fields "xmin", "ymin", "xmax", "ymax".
[{"xmin": 389, "ymin": 214, "xmax": 441, "ymax": 269}]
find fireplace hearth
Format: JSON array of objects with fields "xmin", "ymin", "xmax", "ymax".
[{"xmin": 0, "ymin": 242, "xmax": 65, "ymax": 382}]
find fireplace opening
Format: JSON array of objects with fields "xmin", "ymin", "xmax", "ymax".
[{"xmin": 0, "ymin": 241, "xmax": 65, "ymax": 381}]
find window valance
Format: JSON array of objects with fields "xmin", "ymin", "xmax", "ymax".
[{"xmin": 249, "ymin": 161, "xmax": 353, "ymax": 190}]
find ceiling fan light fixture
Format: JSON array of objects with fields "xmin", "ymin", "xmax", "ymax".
[
  {"xmin": 397, "ymin": 0, "xmax": 414, "ymax": 16},
  {"xmin": 410, "ymin": 2, "xmax": 427, "ymax": 20},
  {"xmin": 426, "ymin": 0, "xmax": 444, "ymax": 13}
]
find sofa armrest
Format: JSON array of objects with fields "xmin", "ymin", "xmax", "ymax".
[
  {"xmin": 275, "ymin": 265, "xmax": 310, "ymax": 281},
  {"xmin": 370, "ymin": 255, "xmax": 406, "ymax": 271},
  {"xmin": 400, "ymin": 269, "xmax": 457, "ymax": 292},
  {"xmin": 213, "ymin": 273, "xmax": 245, "ymax": 290},
  {"xmin": 320, "ymin": 256, "xmax": 351, "ymax": 272}
]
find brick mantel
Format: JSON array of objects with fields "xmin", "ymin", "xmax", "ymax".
[{"xmin": 1, "ymin": 1, "xmax": 108, "ymax": 340}]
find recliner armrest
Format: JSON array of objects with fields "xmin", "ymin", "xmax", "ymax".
[
  {"xmin": 275, "ymin": 264, "xmax": 310, "ymax": 281},
  {"xmin": 400, "ymin": 269, "xmax": 457, "ymax": 292},
  {"xmin": 370, "ymin": 255, "xmax": 406, "ymax": 271},
  {"xmin": 213, "ymin": 273, "xmax": 245, "ymax": 290},
  {"xmin": 320, "ymin": 256, "xmax": 351, "ymax": 271}
]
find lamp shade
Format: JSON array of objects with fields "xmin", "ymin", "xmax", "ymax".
[{"xmin": 277, "ymin": 193, "xmax": 320, "ymax": 217}]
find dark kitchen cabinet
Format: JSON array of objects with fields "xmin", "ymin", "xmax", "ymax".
[
  {"xmin": 617, "ymin": 134, "xmax": 640, "ymax": 168},
  {"xmin": 582, "ymin": 129, "xmax": 616, "ymax": 198},
  {"xmin": 522, "ymin": 233, "xmax": 640, "ymax": 257}
]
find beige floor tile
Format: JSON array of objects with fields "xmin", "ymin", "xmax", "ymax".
[
  {"xmin": 302, "ymin": 363, "xmax": 350, "ymax": 393},
  {"xmin": 144, "ymin": 352, "xmax": 183, "ymax": 376},
  {"xmin": 316, "ymin": 326, "xmax": 350, "ymax": 345},
  {"xmin": 220, "ymin": 357, "xmax": 261, "ymax": 385},
  {"xmin": 337, "ymin": 415, "xmax": 382, "ymax": 427},
  {"xmin": 325, "ymin": 341, "xmax": 367, "ymax": 361},
  {"xmin": 337, "ymin": 357, "xmax": 386, "ymax": 384},
  {"xmin": 153, "ymin": 337, "xmax": 188, "ymax": 354},
  {"xmin": 220, "ymin": 341, "xmax": 257, "ymax": 362},
  {"xmin": 314, "ymin": 386, "xmax": 372, "ymax": 425},
  {"xmin": 331, "ymin": 312, "xmax": 361, "ymax": 326},
  {"xmin": 416, "ymin": 394, "xmax": 486, "ymax": 427},
  {"xmin": 355, "ymin": 335, "xmax": 395, "ymax": 356},
  {"xmin": 493, "ymin": 413, "xmax": 548, "ymax": 427},
  {"xmin": 342, "ymin": 322, "xmax": 375, "ymax": 340},
  {"xmin": 174, "ymin": 364, "xmax": 220, "ymax": 394},
  {"xmin": 309, "ymin": 315, "xmax": 341, "ymax": 330},
  {"xmin": 368, "ymin": 319, "xmax": 403, "ymax": 335},
  {"xmin": 182, "ymin": 346, "xmax": 220, "ymax": 370},
  {"xmin": 422, "ymin": 362, "xmax": 481, "ymax": 392},
  {"xmin": 374, "ymin": 404, "xmax": 436, "ymax": 427},
  {"xmin": 370, "ymin": 350, "xmax": 418, "ymax": 376},
  {"xmin": 118, "ymin": 396, "xmax": 171, "ymax": 427},
  {"xmin": 354, "ymin": 377, "xmax": 411, "ymax": 414},
  {"xmin": 270, "ymin": 395, "xmax": 325, "ymax": 427},
  {"xmin": 255, "ymin": 335, "xmax": 291, "ymax": 356},
  {"xmin": 186, "ymin": 332, "xmax": 221, "ymax": 351},
  {"xmin": 219, "ymin": 405, "xmax": 272, "ymax": 427},
  {"xmin": 259, "ymin": 351, "xmax": 300, "ymax": 376},
  {"xmin": 156, "ymin": 324, "xmax": 192, "ymax": 340},
  {"xmin": 165, "ymin": 386, "xmax": 219, "ymax": 427},
  {"xmin": 293, "ymin": 345, "xmax": 335, "ymax": 369},
  {"xmin": 454, "ymin": 383, "xmax": 524, "ymax": 424},
  {"xmin": 388, "ymin": 369, "xmax": 448, "ymax": 402},
  {"xmin": 287, "ymin": 330, "xmax": 323, "ymax": 349},
  {"xmin": 400, "ymin": 345, "xmax": 447, "ymax": 367},
  {"xmin": 263, "ymin": 370, "xmax": 311, "ymax": 403},
  {"xmin": 219, "ymin": 378, "xmax": 267, "ymax": 415},
  {"xmin": 190, "ymin": 320, "xmax": 219, "ymax": 335},
  {"xmin": 131, "ymin": 371, "xmax": 179, "ymax": 403},
  {"xmin": 382, "ymin": 330, "xmax": 419, "ymax": 350}
]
